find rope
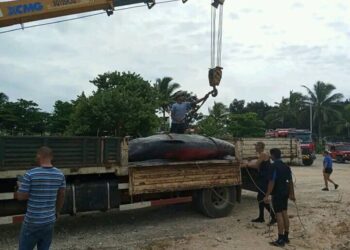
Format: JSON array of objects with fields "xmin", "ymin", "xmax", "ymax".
[
  {"xmin": 244, "ymin": 166, "xmax": 276, "ymax": 239},
  {"xmin": 0, "ymin": 0, "xmax": 180, "ymax": 34},
  {"xmin": 245, "ymin": 165, "xmax": 308, "ymax": 236},
  {"xmin": 210, "ymin": 0, "xmax": 224, "ymax": 68},
  {"xmin": 211, "ymin": 5, "xmax": 216, "ymax": 68},
  {"xmin": 293, "ymin": 200, "xmax": 307, "ymax": 232},
  {"xmin": 217, "ymin": 4, "xmax": 223, "ymax": 66}
]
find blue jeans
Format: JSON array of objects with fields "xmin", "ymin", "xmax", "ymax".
[{"xmin": 19, "ymin": 222, "xmax": 54, "ymax": 250}]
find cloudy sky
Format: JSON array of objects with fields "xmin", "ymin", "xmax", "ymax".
[{"xmin": 0, "ymin": 0, "xmax": 349, "ymax": 113}]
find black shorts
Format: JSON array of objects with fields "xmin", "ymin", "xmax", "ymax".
[
  {"xmin": 324, "ymin": 168, "xmax": 333, "ymax": 174},
  {"xmin": 272, "ymin": 195, "xmax": 288, "ymax": 213},
  {"xmin": 170, "ymin": 123, "xmax": 186, "ymax": 134}
]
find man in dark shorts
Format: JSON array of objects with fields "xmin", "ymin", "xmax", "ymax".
[
  {"xmin": 244, "ymin": 142, "xmax": 276, "ymax": 224},
  {"xmin": 322, "ymin": 150, "xmax": 339, "ymax": 191},
  {"xmin": 264, "ymin": 148, "xmax": 295, "ymax": 247},
  {"xmin": 170, "ymin": 91, "xmax": 209, "ymax": 134},
  {"xmin": 15, "ymin": 146, "xmax": 66, "ymax": 250}
]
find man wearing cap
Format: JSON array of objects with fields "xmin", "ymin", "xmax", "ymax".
[
  {"xmin": 322, "ymin": 150, "xmax": 339, "ymax": 191},
  {"xmin": 170, "ymin": 91, "xmax": 209, "ymax": 134}
]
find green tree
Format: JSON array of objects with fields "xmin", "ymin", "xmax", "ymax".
[
  {"xmin": 197, "ymin": 102, "xmax": 229, "ymax": 137},
  {"xmin": 68, "ymin": 93, "xmax": 95, "ymax": 135},
  {"xmin": 0, "ymin": 93, "xmax": 9, "ymax": 134},
  {"xmin": 197, "ymin": 115, "xmax": 225, "ymax": 137},
  {"xmin": 209, "ymin": 102, "xmax": 229, "ymax": 121},
  {"xmin": 49, "ymin": 101, "xmax": 74, "ymax": 134},
  {"xmin": 229, "ymin": 99, "xmax": 245, "ymax": 114},
  {"xmin": 265, "ymin": 91, "xmax": 307, "ymax": 129},
  {"xmin": 302, "ymin": 81, "xmax": 344, "ymax": 141},
  {"xmin": 153, "ymin": 77, "xmax": 180, "ymax": 122},
  {"xmin": 0, "ymin": 98, "xmax": 48, "ymax": 135},
  {"xmin": 326, "ymin": 103, "xmax": 350, "ymax": 138},
  {"xmin": 0, "ymin": 92, "xmax": 8, "ymax": 105},
  {"xmin": 227, "ymin": 112, "xmax": 266, "ymax": 137},
  {"xmin": 69, "ymin": 71, "xmax": 160, "ymax": 136},
  {"xmin": 245, "ymin": 101, "xmax": 272, "ymax": 121}
]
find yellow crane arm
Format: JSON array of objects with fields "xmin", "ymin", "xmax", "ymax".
[{"xmin": 0, "ymin": 0, "xmax": 153, "ymax": 28}]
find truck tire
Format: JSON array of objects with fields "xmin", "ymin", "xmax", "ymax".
[
  {"xmin": 302, "ymin": 158, "xmax": 314, "ymax": 166},
  {"xmin": 336, "ymin": 155, "xmax": 345, "ymax": 163},
  {"xmin": 193, "ymin": 186, "xmax": 235, "ymax": 218}
]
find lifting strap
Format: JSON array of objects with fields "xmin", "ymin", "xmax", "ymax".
[
  {"xmin": 185, "ymin": 0, "xmax": 225, "ymax": 125},
  {"xmin": 209, "ymin": 0, "xmax": 224, "ymax": 89}
]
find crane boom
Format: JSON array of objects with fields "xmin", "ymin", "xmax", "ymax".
[{"xmin": 0, "ymin": 0, "xmax": 154, "ymax": 28}]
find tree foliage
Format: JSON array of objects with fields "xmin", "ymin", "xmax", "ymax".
[
  {"xmin": 153, "ymin": 77, "xmax": 180, "ymax": 130},
  {"xmin": 1, "ymin": 77, "xmax": 349, "ymax": 141},
  {"xmin": 302, "ymin": 81, "xmax": 344, "ymax": 140},
  {"xmin": 69, "ymin": 71, "xmax": 160, "ymax": 136},
  {"xmin": 265, "ymin": 91, "xmax": 307, "ymax": 128},
  {"xmin": 0, "ymin": 97, "xmax": 49, "ymax": 135},
  {"xmin": 227, "ymin": 112, "xmax": 266, "ymax": 137},
  {"xmin": 49, "ymin": 101, "xmax": 74, "ymax": 135},
  {"xmin": 197, "ymin": 103, "xmax": 265, "ymax": 138}
]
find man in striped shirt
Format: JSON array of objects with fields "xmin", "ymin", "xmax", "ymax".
[{"xmin": 15, "ymin": 146, "xmax": 66, "ymax": 250}]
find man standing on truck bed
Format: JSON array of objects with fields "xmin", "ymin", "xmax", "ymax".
[
  {"xmin": 15, "ymin": 146, "xmax": 66, "ymax": 250},
  {"xmin": 170, "ymin": 91, "xmax": 209, "ymax": 134}
]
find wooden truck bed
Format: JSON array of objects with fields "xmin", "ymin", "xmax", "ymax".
[
  {"xmin": 128, "ymin": 160, "xmax": 241, "ymax": 195},
  {"xmin": 234, "ymin": 137, "xmax": 301, "ymax": 192}
]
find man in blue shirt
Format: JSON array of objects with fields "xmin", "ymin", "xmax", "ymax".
[
  {"xmin": 170, "ymin": 91, "xmax": 209, "ymax": 134},
  {"xmin": 264, "ymin": 148, "xmax": 295, "ymax": 247},
  {"xmin": 322, "ymin": 150, "xmax": 339, "ymax": 191},
  {"xmin": 15, "ymin": 146, "xmax": 66, "ymax": 250}
]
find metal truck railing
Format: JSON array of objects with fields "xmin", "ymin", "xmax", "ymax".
[{"xmin": 0, "ymin": 136, "xmax": 123, "ymax": 171}]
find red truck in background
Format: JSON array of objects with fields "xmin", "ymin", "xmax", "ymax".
[
  {"xmin": 326, "ymin": 143, "xmax": 350, "ymax": 163},
  {"xmin": 266, "ymin": 128, "xmax": 316, "ymax": 166}
]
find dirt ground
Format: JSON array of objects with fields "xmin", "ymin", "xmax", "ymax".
[{"xmin": 1, "ymin": 156, "xmax": 349, "ymax": 250}]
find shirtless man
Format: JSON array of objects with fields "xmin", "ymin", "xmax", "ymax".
[{"xmin": 242, "ymin": 142, "xmax": 276, "ymax": 224}]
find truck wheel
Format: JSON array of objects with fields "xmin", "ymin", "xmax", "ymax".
[
  {"xmin": 336, "ymin": 156, "xmax": 345, "ymax": 163},
  {"xmin": 302, "ymin": 159, "xmax": 314, "ymax": 166},
  {"xmin": 193, "ymin": 186, "xmax": 235, "ymax": 218}
]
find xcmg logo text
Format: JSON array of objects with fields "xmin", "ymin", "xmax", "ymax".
[{"xmin": 8, "ymin": 3, "xmax": 44, "ymax": 16}]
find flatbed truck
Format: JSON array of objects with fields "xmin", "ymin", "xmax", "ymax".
[{"xmin": 0, "ymin": 136, "xmax": 241, "ymax": 224}]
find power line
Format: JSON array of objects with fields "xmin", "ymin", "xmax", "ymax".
[{"xmin": 0, "ymin": 0, "xmax": 180, "ymax": 35}]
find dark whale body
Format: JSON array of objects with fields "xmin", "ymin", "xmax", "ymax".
[{"xmin": 128, "ymin": 134, "xmax": 234, "ymax": 162}]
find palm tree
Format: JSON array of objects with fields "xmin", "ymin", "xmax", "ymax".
[
  {"xmin": 302, "ymin": 81, "xmax": 344, "ymax": 142},
  {"xmin": 209, "ymin": 102, "xmax": 229, "ymax": 122},
  {"xmin": 333, "ymin": 103, "xmax": 350, "ymax": 138},
  {"xmin": 265, "ymin": 91, "xmax": 307, "ymax": 128},
  {"xmin": 153, "ymin": 77, "xmax": 180, "ymax": 128}
]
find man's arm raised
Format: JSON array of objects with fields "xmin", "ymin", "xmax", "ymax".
[{"xmin": 193, "ymin": 93, "xmax": 210, "ymax": 105}]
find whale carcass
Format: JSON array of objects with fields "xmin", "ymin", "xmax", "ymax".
[{"xmin": 128, "ymin": 134, "xmax": 234, "ymax": 162}]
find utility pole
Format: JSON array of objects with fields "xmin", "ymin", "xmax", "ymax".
[{"xmin": 309, "ymin": 102, "xmax": 312, "ymax": 134}]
